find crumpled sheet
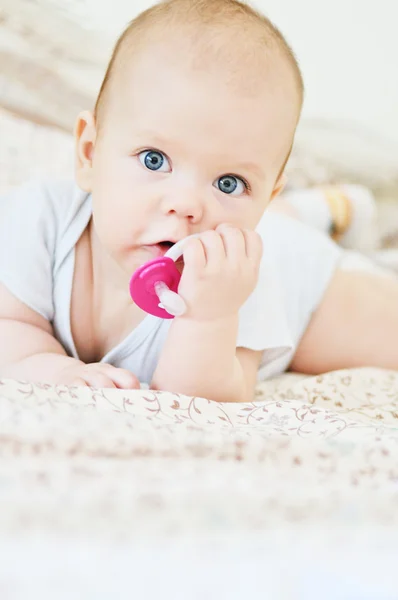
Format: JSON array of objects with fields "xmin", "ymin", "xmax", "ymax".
[{"xmin": 1, "ymin": 370, "xmax": 398, "ymax": 597}]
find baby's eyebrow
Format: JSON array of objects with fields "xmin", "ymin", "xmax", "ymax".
[
  {"xmin": 234, "ymin": 161, "xmax": 265, "ymax": 179},
  {"xmin": 132, "ymin": 130, "xmax": 170, "ymax": 148}
]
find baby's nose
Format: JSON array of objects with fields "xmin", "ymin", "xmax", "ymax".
[{"xmin": 162, "ymin": 188, "xmax": 204, "ymax": 222}]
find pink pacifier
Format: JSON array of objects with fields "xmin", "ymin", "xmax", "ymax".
[{"xmin": 129, "ymin": 235, "xmax": 197, "ymax": 319}]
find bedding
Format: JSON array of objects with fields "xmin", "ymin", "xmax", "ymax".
[
  {"xmin": 1, "ymin": 3, "xmax": 398, "ymax": 595},
  {"xmin": 1, "ymin": 370, "xmax": 398, "ymax": 597}
]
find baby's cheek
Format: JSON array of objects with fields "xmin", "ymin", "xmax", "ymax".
[
  {"xmin": 249, "ymin": 203, "xmax": 270, "ymax": 230},
  {"xmin": 92, "ymin": 198, "xmax": 119, "ymax": 244}
]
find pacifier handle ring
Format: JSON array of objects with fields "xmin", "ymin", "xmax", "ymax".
[{"xmin": 164, "ymin": 233, "xmax": 201, "ymax": 262}]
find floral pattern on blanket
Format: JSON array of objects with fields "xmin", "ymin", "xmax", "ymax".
[{"xmin": 1, "ymin": 368, "xmax": 398, "ymax": 538}]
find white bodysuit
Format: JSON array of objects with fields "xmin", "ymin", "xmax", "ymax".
[{"xmin": 0, "ymin": 178, "xmax": 342, "ymax": 383}]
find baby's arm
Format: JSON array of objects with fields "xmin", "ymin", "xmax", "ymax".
[
  {"xmin": 151, "ymin": 314, "xmax": 261, "ymax": 402},
  {"xmin": 151, "ymin": 226, "xmax": 263, "ymax": 403},
  {"xmin": 0, "ymin": 284, "xmax": 139, "ymax": 388}
]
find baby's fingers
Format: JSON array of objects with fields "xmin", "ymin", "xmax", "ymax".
[
  {"xmin": 68, "ymin": 377, "xmax": 90, "ymax": 388},
  {"xmin": 216, "ymin": 224, "xmax": 245, "ymax": 264},
  {"xmin": 100, "ymin": 364, "xmax": 140, "ymax": 389},
  {"xmin": 81, "ymin": 370, "xmax": 117, "ymax": 389},
  {"xmin": 243, "ymin": 229, "xmax": 263, "ymax": 262},
  {"xmin": 182, "ymin": 237, "xmax": 207, "ymax": 272}
]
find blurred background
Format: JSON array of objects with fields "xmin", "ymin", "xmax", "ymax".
[
  {"xmin": 0, "ymin": 0, "xmax": 397, "ymax": 219},
  {"xmin": 254, "ymin": 0, "xmax": 398, "ymax": 145}
]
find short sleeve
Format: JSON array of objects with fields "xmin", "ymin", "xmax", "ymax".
[
  {"xmin": 237, "ymin": 212, "xmax": 343, "ymax": 380},
  {"xmin": 0, "ymin": 179, "xmax": 57, "ymax": 321}
]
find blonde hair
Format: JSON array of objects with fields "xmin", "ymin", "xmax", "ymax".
[{"xmin": 94, "ymin": 0, "xmax": 304, "ymax": 122}]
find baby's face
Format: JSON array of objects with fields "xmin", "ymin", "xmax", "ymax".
[{"xmin": 76, "ymin": 47, "xmax": 298, "ymax": 279}]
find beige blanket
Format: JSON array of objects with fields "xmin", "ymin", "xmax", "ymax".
[
  {"xmin": 2, "ymin": 370, "xmax": 398, "ymax": 597},
  {"xmin": 1, "ymin": 368, "xmax": 398, "ymax": 536}
]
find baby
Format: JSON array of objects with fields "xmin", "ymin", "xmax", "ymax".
[{"xmin": 1, "ymin": 0, "xmax": 397, "ymax": 402}]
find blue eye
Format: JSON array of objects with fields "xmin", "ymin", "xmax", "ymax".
[
  {"xmin": 139, "ymin": 150, "xmax": 171, "ymax": 172},
  {"xmin": 215, "ymin": 175, "xmax": 247, "ymax": 195}
]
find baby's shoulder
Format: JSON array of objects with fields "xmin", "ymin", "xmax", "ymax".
[
  {"xmin": 0, "ymin": 177, "xmax": 90, "ymax": 246},
  {"xmin": 1, "ymin": 177, "xmax": 86, "ymax": 220}
]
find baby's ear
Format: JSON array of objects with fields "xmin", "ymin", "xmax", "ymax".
[
  {"xmin": 270, "ymin": 172, "xmax": 287, "ymax": 201},
  {"xmin": 74, "ymin": 110, "xmax": 97, "ymax": 192}
]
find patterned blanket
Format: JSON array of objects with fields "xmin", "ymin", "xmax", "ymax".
[
  {"xmin": 1, "ymin": 370, "xmax": 398, "ymax": 597},
  {"xmin": 1, "ymin": 369, "xmax": 398, "ymax": 536}
]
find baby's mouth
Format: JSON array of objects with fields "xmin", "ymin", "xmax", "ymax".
[
  {"xmin": 155, "ymin": 241, "xmax": 174, "ymax": 257},
  {"xmin": 157, "ymin": 241, "xmax": 174, "ymax": 251},
  {"xmin": 148, "ymin": 240, "xmax": 182, "ymax": 261},
  {"xmin": 157, "ymin": 240, "xmax": 185, "ymax": 267}
]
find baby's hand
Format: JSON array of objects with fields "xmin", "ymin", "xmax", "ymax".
[
  {"xmin": 178, "ymin": 224, "xmax": 262, "ymax": 321},
  {"xmin": 59, "ymin": 362, "xmax": 140, "ymax": 389}
]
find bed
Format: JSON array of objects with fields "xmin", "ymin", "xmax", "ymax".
[{"xmin": 1, "ymin": 2, "xmax": 398, "ymax": 597}]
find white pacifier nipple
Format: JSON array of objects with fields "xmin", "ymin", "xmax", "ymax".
[
  {"xmin": 153, "ymin": 234, "xmax": 200, "ymax": 317},
  {"xmin": 155, "ymin": 281, "xmax": 186, "ymax": 317}
]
